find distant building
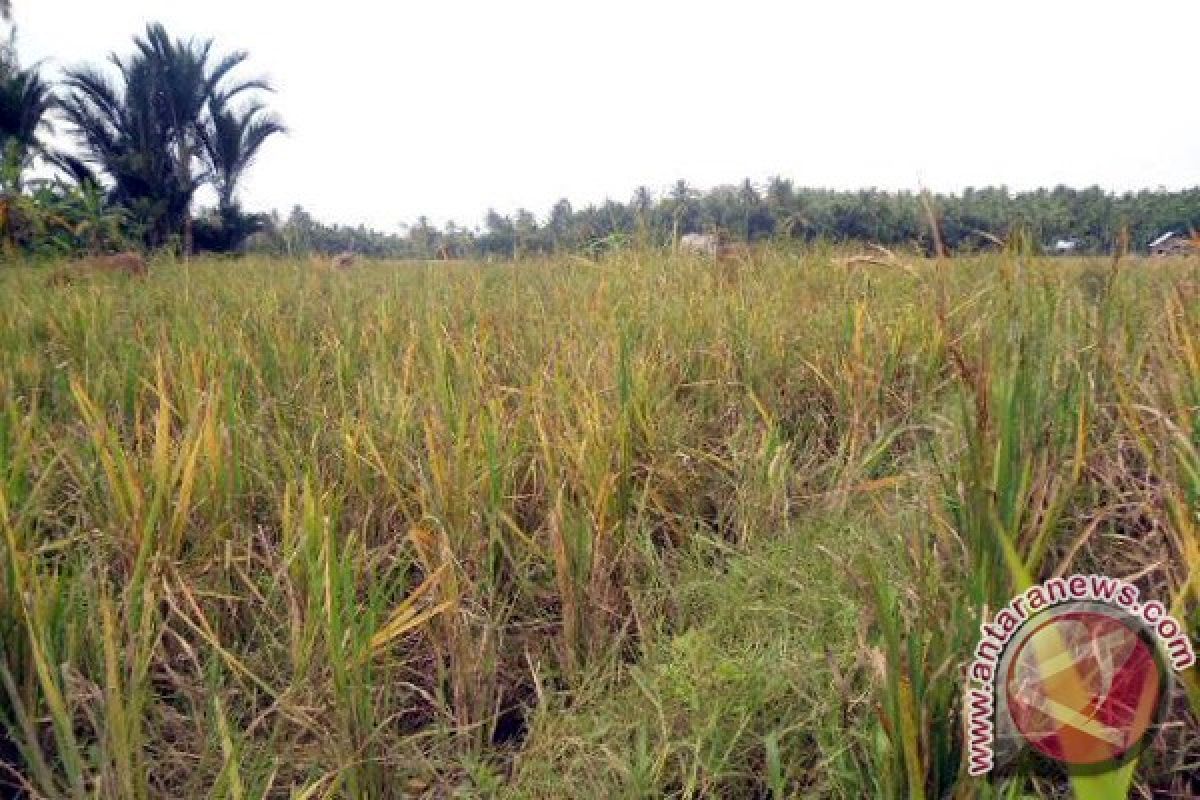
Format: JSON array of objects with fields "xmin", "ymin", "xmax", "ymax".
[
  {"xmin": 1053, "ymin": 239, "xmax": 1078, "ymax": 254},
  {"xmin": 1149, "ymin": 231, "xmax": 1194, "ymax": 257}
]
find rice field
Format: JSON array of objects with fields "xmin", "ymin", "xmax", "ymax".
[{"xmin": 0, "ymin": 249, "xmax": 1197, "ymax": 798}]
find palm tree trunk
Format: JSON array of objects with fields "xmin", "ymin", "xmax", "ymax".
[{"xmin": 180, "ymin": 141, "xmax": 193, "ymax": 258}]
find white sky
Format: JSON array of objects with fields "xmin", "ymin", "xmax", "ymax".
[{"xmin": 16, "ymin": 1, "xmax": 1200, "ymax": 232}]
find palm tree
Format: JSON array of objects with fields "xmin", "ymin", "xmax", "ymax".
[
  {"xmin": 0, "ymin": 42, "xmax": 54, "ymax": 190},
  {"xmin": 548, "ymin": 197, "xmax": 573, "ymax": 250},
  {"xmin": 0, "ymin": 35, "xmax": 56, "ymax": 251},
  {"xmin": 135, "ymin": 23, "xmax": 268, "ymax": 252},
  {"xmin": 199, "ymin": 97, "xmax": 285, "ymax": 213},
  {"xmin": 667, "ymin": 179, "xmax": 698, "ymax": 244},
  {"xmin": 61, "ymin": 22, "xmax": 274, "ymax": 251},
  {"xmin": 737, "ymin": 179, "xmax": 761, "ymax": 240},
  {"xmin": 190, "ymin": 98, "xmax": 283, "ymax": 251},
  {"xmin": 62, "ymin": 54, "xmax": 193, "ymax": 247}
]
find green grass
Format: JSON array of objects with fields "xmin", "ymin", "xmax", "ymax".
[
  {"xmin": 507, "ymin": 509, "xmax": 901, "ymax": 798},
  {"xmin": 0, "ymin": 249, "xmax": 1196, "ymax": 798}
]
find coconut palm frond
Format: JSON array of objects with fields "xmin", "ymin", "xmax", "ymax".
[{"xmin": 61, "ymin": 21, "xmax": 281, "ymax": 248}]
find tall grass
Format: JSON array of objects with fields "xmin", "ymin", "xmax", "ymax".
[{"xmin": 0, "ymin": 251, "xmax": 1196, "ymax": 798}]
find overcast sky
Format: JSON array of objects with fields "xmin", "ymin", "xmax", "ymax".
[{"xmin": 15, "ymin": 1, "xmax": 1200, "ymax": 232}]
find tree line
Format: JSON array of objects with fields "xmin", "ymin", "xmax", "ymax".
[
  {"xmin": 3, "ymin": 18, "xmax": 1200, "ymax": 261},
  {"xmin": 263, "ymin": 182, "xmax": 1200, "ymax": 260}
]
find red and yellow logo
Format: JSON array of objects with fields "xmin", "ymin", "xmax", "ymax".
[{"xmin": 1004, "ymin": 609, "xmax": 1163, "ymax": 766}]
